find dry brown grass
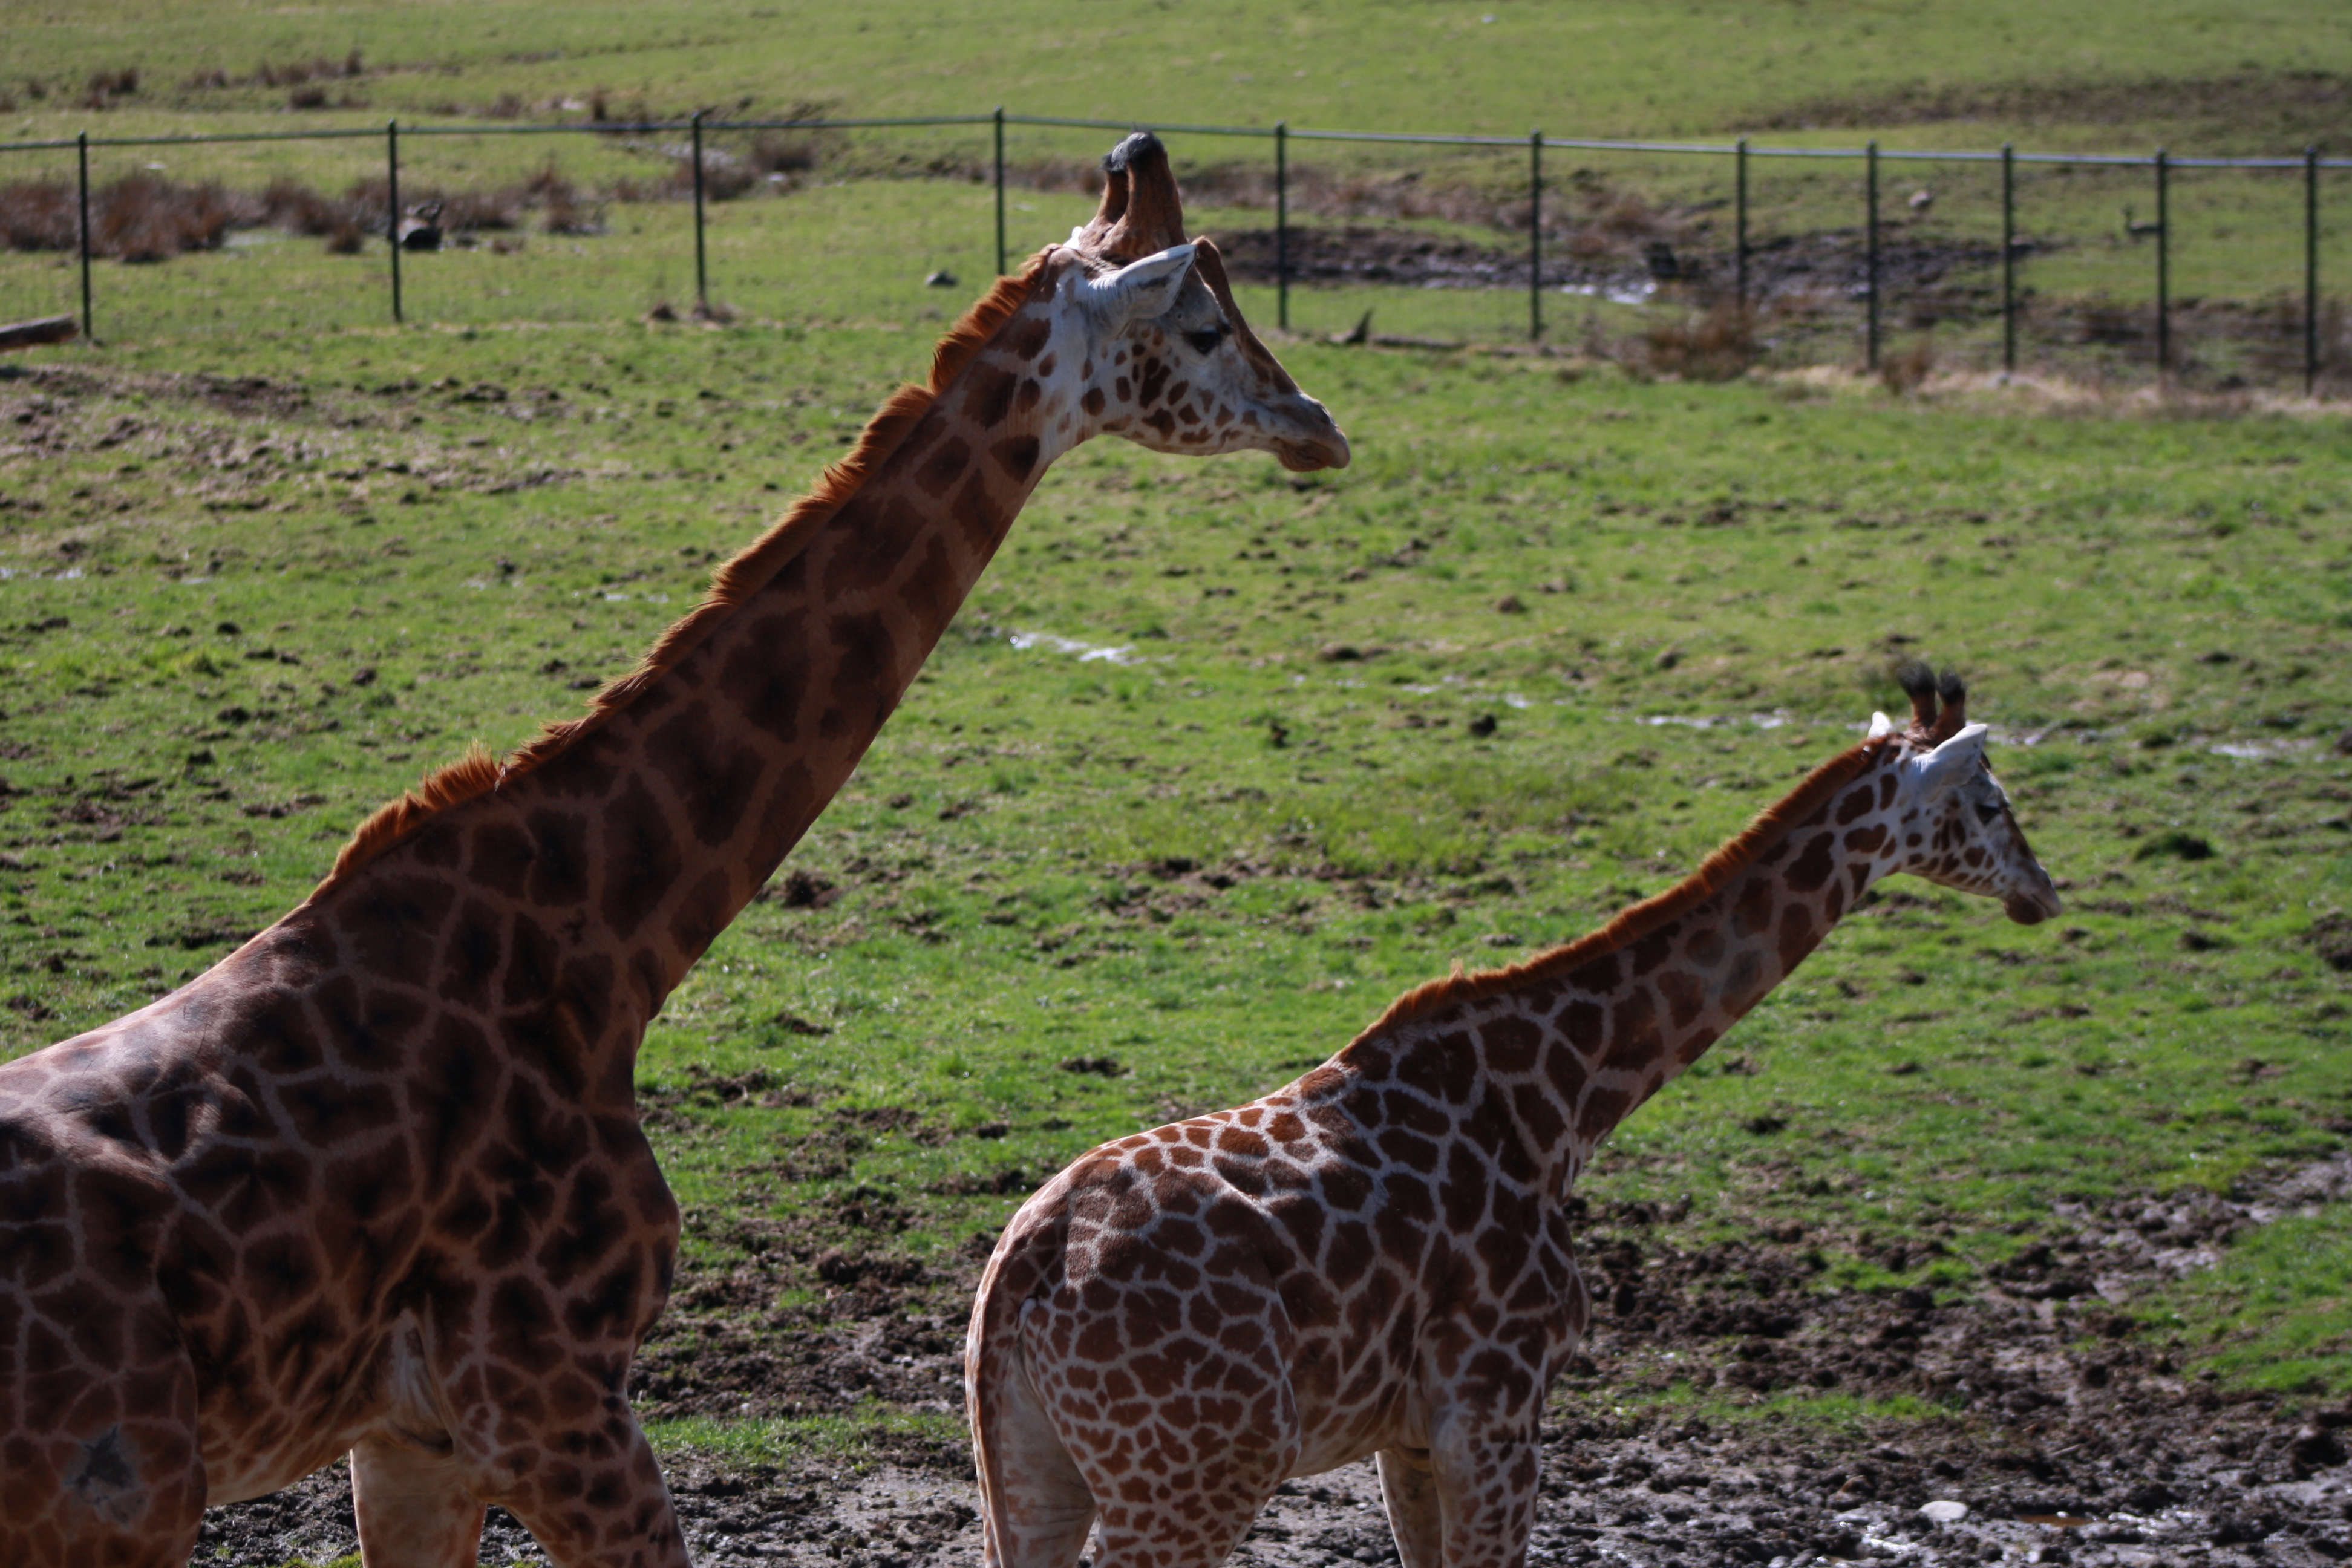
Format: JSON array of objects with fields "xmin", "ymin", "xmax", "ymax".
[
  {"xmin": 1638, "ymin": 303, "xmax": 1758, "ymax": 382},
  {"xmin": 186, "ymin": 51, "xmax": 364, "ymax": 93},
  {"xmin": 1878, "ymin": 334, "xmax": 1936, "ymax": 395},
  {"xmin": 0, "ymin": 162, "xmax": 613, "ymax": 261},
  {"xmin": 0, "ymin": 181, "xmax": 77, "ymax": 253},
  {"xmin": 256, "ymin": 177, "xmax": 348, "ymax": 237},
  {"xmin": 0, "ymin": 175, "xmax": 240, "ymax": 261}
]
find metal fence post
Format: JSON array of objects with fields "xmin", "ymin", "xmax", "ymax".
[
  {"xmin": 1864, "ymin": 140, "xmax": 1880, "ymax": 371},
  {"xmin": 2306, "ymin": 145, "xmax": 2321, "ymax": 397},
  {"xmin": 76, "ymin": 130, "xmax": 93, "ymax": 342},
  {"xmin": 2154, "ymin": 147, "xmax": 2169, "ymax": 373},
  {"xmin": 386, "ymin": 120, "xmax": 402, "ymax": 324},
  {"xmin": 691, "ymin": 110, "xmax": 708, "ymax": 313},
  {"xmin": 1734, "ymin": 136, "xmax": 1748, "ymax": 312},
  {"xmin": 1528, "ymin": 129, "xmax": 1543, "ymax": 342},
  {"xmin": 1275, "ymin": 121, "xmax": 1290, "ymax": 332},
  {"xmin": 993, "ymin": 106, "xmax": 1007, "ymax": 276},
  {"xmin": 2001, "ymin": 142, "xmax": 2016, "ymax": 374}
]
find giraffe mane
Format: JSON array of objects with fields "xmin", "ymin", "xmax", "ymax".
[
  {"xmin": 1358, "ymin": 733, "xmax": 1896, "ymax": 1036},
  {"xmin": 316, "ymin": 251, "xmax": 1058, "ymax": 893}
]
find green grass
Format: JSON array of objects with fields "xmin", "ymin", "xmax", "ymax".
[
  {"xmin": 645, "ymin": 1408, "xmax": 967, "ymax": 1469},
  {"xmin": 3, "ymin": 0, "xmax": 2350, "ymax": 378},
  {"xmin": 2141, "ymin": 1202, "xmax": 2352, "ymax": 1398},
  {"xmin": 5, "ymin": 305, "xmax": 2348, "ymax": 1373},
  {"xmin": 4, "ymin": 0, "xmax": 2348, "ymax": 147},
  {"xmin": 4, "ymin": 4, "xmax": 2352, "ymax": 1524}
]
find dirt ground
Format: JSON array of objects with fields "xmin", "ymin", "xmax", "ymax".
[
  {"xmin": 1212, "ymin": 221, "xmax": 2344, "ymax": 387},
  {"xmin": 1212, "ymin": 220, "xmax": 2010, "ymax": 317},
  {"xmin": 201, "ymin": 1148, "xmax": 2352, "ymax": 1567}
]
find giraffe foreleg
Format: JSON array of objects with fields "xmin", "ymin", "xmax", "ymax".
[
  {"xmin": 350, "ymin": 1434, "xmax": 488, "ymax": 1568},
  {"xmin": 483, "ymin": 1402, "xmax": 688, "ymax": 1568},
  {"xmin": 1420, "ymin": 1406, "xmax": 1544, "ymax": 1568}
]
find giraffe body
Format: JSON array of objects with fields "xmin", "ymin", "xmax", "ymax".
[
  {"xmin": 969, "ymin": 675, "xmax": 2058, "ymax": 1568},
  {"xmin": 0, "ymin": 133, "xmax": 1347, "ymax": 1568}
]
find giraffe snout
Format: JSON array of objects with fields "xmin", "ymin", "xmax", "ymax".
[
  {"xmin": 1272, "ymin": 394, "xmax": 1350, "ymax": 471},
  {"xmin": 2002, "ymin": 867, "xmax": 2062, "ymax": 925}
]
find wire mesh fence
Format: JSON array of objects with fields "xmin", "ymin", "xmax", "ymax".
[{"xmin": 1, "ymin": 112, "xmax": 2345, "ymax": 393}]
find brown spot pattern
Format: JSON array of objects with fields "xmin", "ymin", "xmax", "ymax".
[{"xmin": 973, "ymin": 719, "xmax": 2057, "ymax": 1568}]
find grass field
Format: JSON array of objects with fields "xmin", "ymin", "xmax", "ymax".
[
  {"xmin": 3, "ymin": 0, "xmax": 2350, "ymax": 384},
  {"xmin": 5, "ymin": 305, "xmax": 2350, "ymax": 1397},
  {"xmin": 4, "ymin": 0, "xmax": 2348, "ymax": 147},
  {"xmin": 2, "ymin": 3, "xmax": 2352, "ymax": 1562}
]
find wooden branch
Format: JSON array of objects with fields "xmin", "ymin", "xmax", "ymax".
[{"xmin": 0, "ymin": 316, "xmax": 79, "ymax": 353}]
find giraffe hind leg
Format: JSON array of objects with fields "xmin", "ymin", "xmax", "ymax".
[
  {"xmin": 974, "ymin": 1350, "xmax": 1096, "ymax": 1568},
  {"xmin": 350, "ymin": 1435, "xmax": 487, "ymax": 1568},
  {"xmin": 1376, "ymin": 1447, "xmax": 1445, "ymax": 1568}
]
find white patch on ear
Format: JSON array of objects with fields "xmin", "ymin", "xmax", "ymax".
[
  {"xmin": 1867, "ymin": 711, "xmax": 1896, "ymax": 739},
  {"xmin": 1912, "ymin": 722, "xmax": 1990, "ymax": 794},
  {"xmin": 1074, "ymin": 242, "xmax": 1198, "ymax": 328}
]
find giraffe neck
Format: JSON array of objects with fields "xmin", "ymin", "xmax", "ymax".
[
  {"xmin": 1336, "ymin": 743, "xmax": 1911, "ymax": 1197},
  {"xmin": 300, "ymin": 270, "xmax": 1086, "ymax": 1099}
]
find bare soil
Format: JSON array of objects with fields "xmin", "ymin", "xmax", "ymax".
[
  {"xmin": 199, "ymin": 1150, "xmax": 2352, "ymax": 1566},
  {"xmin": 1214, "ymin": 220, "xmax": 2017, "ymax": 322}
]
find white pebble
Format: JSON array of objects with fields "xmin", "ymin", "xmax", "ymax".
[{"xmin": 1919, "ymin": 1499, "xmax": 1970, "ymax": 1524}]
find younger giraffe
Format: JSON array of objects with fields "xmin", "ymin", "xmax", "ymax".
[
  {"xmin": 968, "ymin": 670, "xmax": 2059, "ymax": 1568},
  {"xmin": 0, "ymin": 134, "xmax": 1344, "ymax": 1568}
]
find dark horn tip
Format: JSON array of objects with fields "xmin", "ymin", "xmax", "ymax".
[
  {"xmin": 1892, "ymin": 658, "xmax": 1936, "ymax": 702},
  {"xmin": 1937, "ymin": 667, "xmax": 1967, "ymax": 707},
  {"xmin": 1102, "ymin": 130, "xmax": 1163, "ymax": 173}
]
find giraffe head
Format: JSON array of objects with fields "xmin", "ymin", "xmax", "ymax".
[
  {"xmin": 1032, "ymin": 131, "xmax": 1348, "ymax": 472},
  {"xmin": 1867, "ymin": 664, "xmax": 2062, "ymax": 925}
]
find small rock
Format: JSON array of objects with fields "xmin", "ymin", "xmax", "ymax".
[
  {"xmin": 1466, "ymin": 713, "xmax": 1498, "ymax": 738},
  {"xmin": 2291, "ymin": 1423, "xmax": 2348, "ymax": 1473},
  {"xmin": 1655, "ymin": 646, "xmax": 1682, "ymax": 670},
  {"xmin": 1919, "ymin": 1500, "xmax": 1970, "ymax": 1524},
  {"xmin": 925, "ymin": 269, "xmax": 959, "ymax": 288}
]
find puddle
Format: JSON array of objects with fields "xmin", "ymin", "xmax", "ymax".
[{"xmin": 1006, "ymin": 629, "xmax": 1138, "ymax": 665}]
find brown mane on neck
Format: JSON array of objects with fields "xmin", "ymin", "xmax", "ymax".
[
  {"xmin": 315, "ymin": 252, "xmax": 1056, "ymax": 894},
  {"xmin": 1360, "ymin": 734, "xmax": 1895, "ymax": 1036}
]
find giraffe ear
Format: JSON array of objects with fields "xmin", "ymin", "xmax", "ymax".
[
  {"xmin": 1913, "ymin": 722, "xmax": 1989, "ymax": 794},
  {"xmin": 1076, "ymin": 241, "xmax": 1198, "ymax": 327},
  {"xmin": 1867, "ymin": 711, "xmax": 1897, "ymax": 739}
]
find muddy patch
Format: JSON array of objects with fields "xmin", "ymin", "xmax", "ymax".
[
  {"xmin": 1215, "ymin": 221, "xmax": 2017, "ymax": 322},
  {"xmin": 200, "ymin": 1154, "xmax": 2352, "ymax": 1566}
]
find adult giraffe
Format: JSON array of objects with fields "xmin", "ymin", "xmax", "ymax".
[
  {"xmin": 968, "ymin": 669, "xmax": 2059, "ymax": 1568},
  {"xmin": 0, "ymin": 132, "xmax": 1345, "ymax": 1568}
]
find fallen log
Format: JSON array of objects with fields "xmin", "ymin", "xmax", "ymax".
[{"xmin": 0, "ymin": 316, "xmax": 77, "ymax": 353}]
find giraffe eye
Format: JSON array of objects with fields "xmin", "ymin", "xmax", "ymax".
[
  {"xmin": 1184, "ymin": 324, "xmax": 1225, "ymax": 356},
  {"xmin": 1975, "ymin": 801, "xmax": 2003, "ymax": 825}
]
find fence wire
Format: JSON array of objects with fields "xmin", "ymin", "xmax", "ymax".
[{"xmin": 0, "ymin": 114, "xmax": 2344, "ymax": 392}]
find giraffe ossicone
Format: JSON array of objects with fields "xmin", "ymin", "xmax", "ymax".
[
  {"xmin": 0, "ymin": 131, "xmax": 1342, "ymax": 1568},
  {"xmin": 967, "ymin": 670, "xmax": 2058, "ymax": 1568}
]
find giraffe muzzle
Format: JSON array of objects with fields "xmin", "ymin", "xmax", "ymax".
[
  {"xmin": 2002, "ymin": 875, "xmax": 2062, "ymax": 926},
  {"xmin": 1270, "ymin": 394, "xmax": 1351, "ymax": 472}
]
